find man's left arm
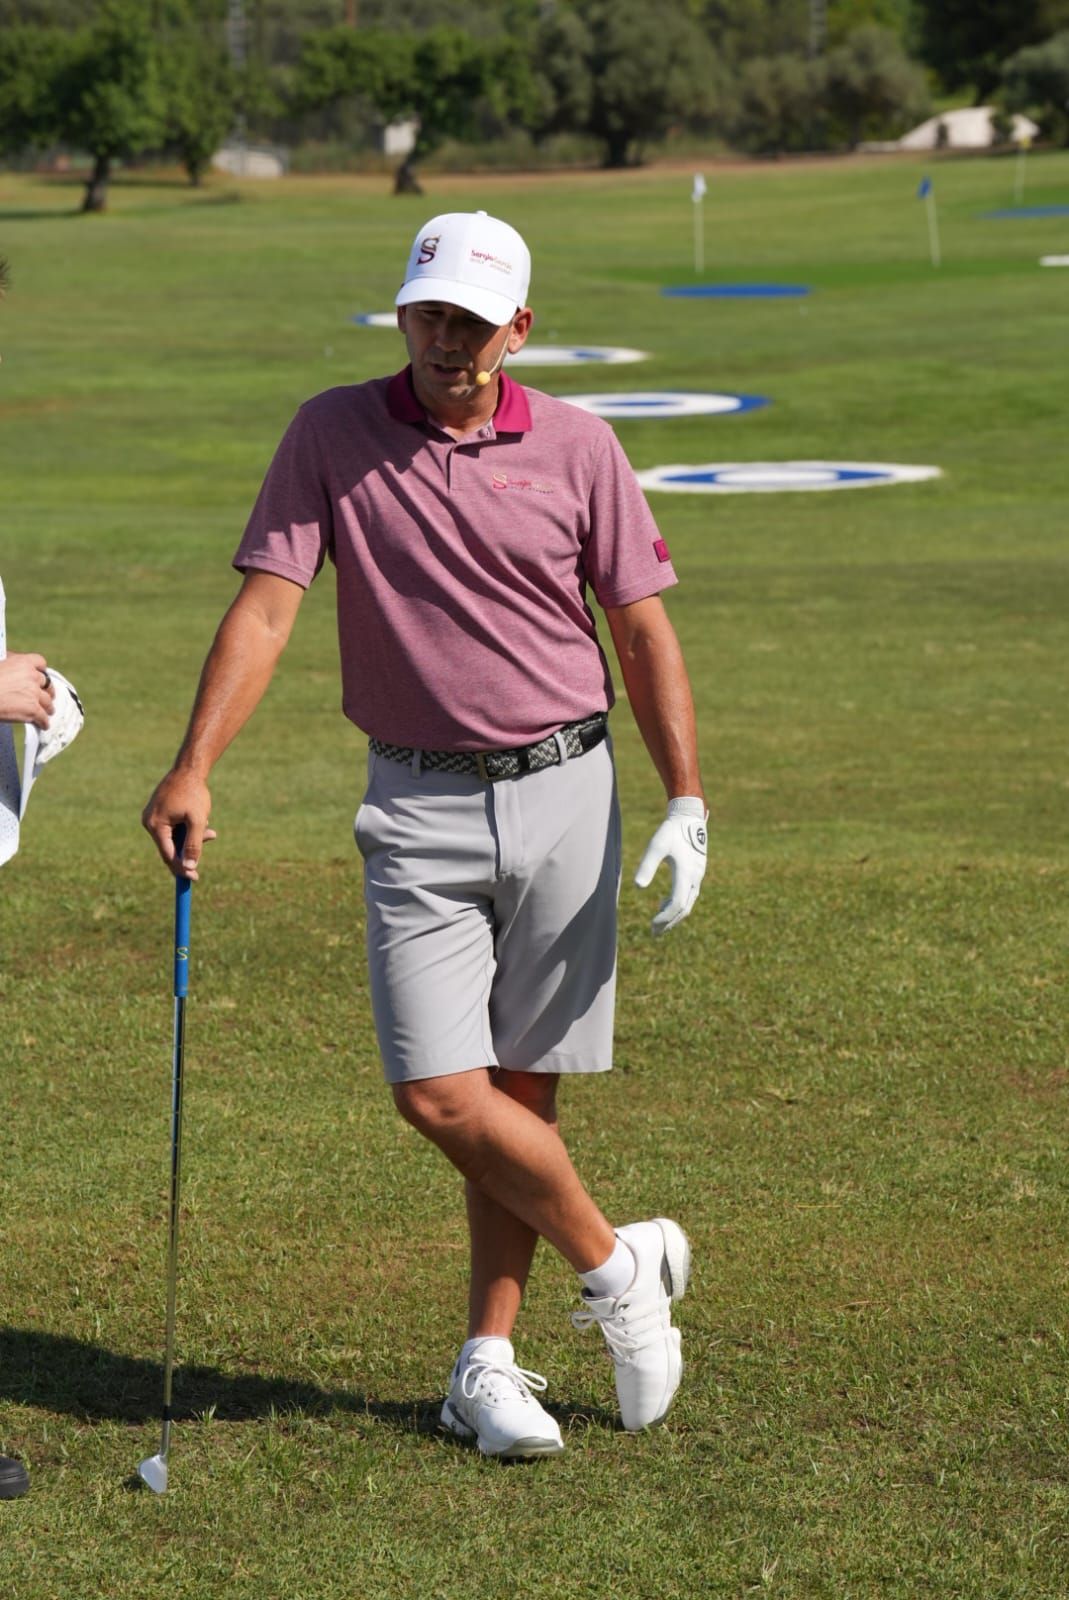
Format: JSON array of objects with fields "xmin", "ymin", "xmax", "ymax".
[{"xmin": 604, "ymin": 595, "xmax": 708, "ymax": 936}]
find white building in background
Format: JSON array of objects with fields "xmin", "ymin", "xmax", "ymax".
[
  {"xmin": 896, "ymin": 107, "xmax": 1040, "ymax": 151},
  {"xmin": 211, "ymin": 144, "xmax": 289, "ymax": 178},
  {"xmin": 380, "ymin": 120, "xmax": 419, "ymax": 157}
]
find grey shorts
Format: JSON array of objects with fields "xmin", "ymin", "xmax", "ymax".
[{"xmin": 354, "ymin": 737, "xmax": 621, "ymax": 1084}]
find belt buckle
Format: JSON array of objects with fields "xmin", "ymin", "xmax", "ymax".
[{"xmin": 476, "ymin": 752, "xmax": 490, "ymax": 783}]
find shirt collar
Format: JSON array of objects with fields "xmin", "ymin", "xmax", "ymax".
[{"xmin": 386, "ymin": 366, "xmax": 532, "ymax": 434}]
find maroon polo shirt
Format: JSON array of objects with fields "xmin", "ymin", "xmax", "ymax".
[{"xmin": 234, "ymin": 368, "xmax": 677, "ymax": 750}]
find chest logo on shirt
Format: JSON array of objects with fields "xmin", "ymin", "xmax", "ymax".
[
  {"xmin": 492, "ymin": 472, "xmax": 555, "ymax": 495},
  {"xmin": 417, "ymin": 235, "xmax": 441, "ymax": 265}
]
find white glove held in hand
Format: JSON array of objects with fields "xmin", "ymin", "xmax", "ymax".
[{"xmin": 634, "ymin": 796, "xmax": 708, "ymax": 936}]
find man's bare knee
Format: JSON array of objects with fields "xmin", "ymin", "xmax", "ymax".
[{"xmin": 392, "ymin": 1070, "xmax": 488, "ymax": 1140}]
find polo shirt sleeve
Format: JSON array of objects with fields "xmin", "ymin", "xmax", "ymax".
[
  {"xmin": 582, "ymin": 426, "xmax": 678, "ymax": 609},
  {"xmin": 232, "ymin": 403, "xmax": 334, "ymax": 589}
]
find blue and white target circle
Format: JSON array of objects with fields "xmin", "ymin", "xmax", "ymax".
[
  {"xmin": 636, "ymin": 461, "xmax": 943, "ymax": 494},
  {"xmin": 560, "ymin": 391, "xmax": 766, "ymax": 419},
  {"xmin": 506, "ymin": 345, "xmax": 648, "ymax": 366},
  {"xmin": 352, "ymin": 312, "xmax": 398, "ymax": 327},
  {"xmin": 1040, "ymin": 255, "xmax": 1069, "ymax": 267}
]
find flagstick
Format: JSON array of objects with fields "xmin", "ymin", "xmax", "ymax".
[
  {"xmin": 693, "ymin": 195, "xmax": 704, "ymax": 275},
  {"xmin": 926, "ymin": 191, "xmax": 941, "ymax": 268},
  {"xmin": 1014, "ymin": 140, "xmax": 1029, "ymax": 205}
]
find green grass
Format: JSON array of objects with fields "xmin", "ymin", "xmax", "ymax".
[{"xmin": 1, "ymin": 150, "xmax": 1068, "ymax": 1597}]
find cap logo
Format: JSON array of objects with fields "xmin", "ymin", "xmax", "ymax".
[
  {"xmin": 471, "ymin": 249, "xmax": 513, "ymax": 276},
  {"xmin": 417, "ymin": 235, "xmax": 440, "ymax": 265}
]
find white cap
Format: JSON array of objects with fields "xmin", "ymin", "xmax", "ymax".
[{"xmin": 395, "ymin": 210, "xmax": 531, "ymax": 327}]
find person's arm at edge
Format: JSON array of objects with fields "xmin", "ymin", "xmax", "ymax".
[
  {"xmin": 141, "ymin": 570, "xmax": 305, "ymax": 879},
  {"xmin": 603, "ymin": 594, "xmax": 704, "ymax": 806},
  {"xmin": 0, "ymin": 654, "xmax": 54, "ymax": 727}
]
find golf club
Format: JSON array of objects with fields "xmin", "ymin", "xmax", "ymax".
[{"xmin": 138, "ymin": 827, "xmax": 192, "ymax": 1495}]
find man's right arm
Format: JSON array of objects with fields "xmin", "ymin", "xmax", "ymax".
[{"xmin": 142, "ymin": 570, "xmax": 305, "ymax": 878}]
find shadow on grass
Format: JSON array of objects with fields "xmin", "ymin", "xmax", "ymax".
[
  {"xmin": 0, "ymin": 180, "xmax": 240, "ymax": 222},
  {"xmin": 0, "ymin": 1327, "xmax": 617, "ymax": 1437},
  {"xmin": 0, "ymin": 208, "xmax": 81, "ymax": 221}
]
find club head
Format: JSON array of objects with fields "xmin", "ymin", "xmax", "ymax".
[{"xmin": 137, "ymin": 1454, "xmax": 168, "ymax": 1495}]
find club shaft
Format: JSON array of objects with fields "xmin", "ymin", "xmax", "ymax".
[
  {"xmin": 156, "ymin": 858, "xmax": 191, "ymax": 1464},
  {"xmin": 158, "ymin": 989, "xmax": 186, "ymax": 1457}
]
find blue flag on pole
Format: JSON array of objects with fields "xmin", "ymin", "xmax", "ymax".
[{"xmin": 917, "ymin": 176, "xmax": 932, "ymax": 199}]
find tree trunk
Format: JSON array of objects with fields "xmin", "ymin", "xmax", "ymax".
[
  {"xmin": 601, "ymin": 130, "xmax": 632, "ymax": 168},
  {"xmin": 393, "ymin": 155, "xmax": 423, "ymax": 195},
  {"xmin": 81, "ymin": 153, "xmax": 111, "ymax": 213}
]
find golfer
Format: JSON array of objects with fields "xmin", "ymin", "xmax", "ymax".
[{"xmin": 143, "ymin": 211, "xmax": 708, "ymax": 1458}]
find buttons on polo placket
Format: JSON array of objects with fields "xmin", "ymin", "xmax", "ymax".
[{"xmin": 445, "ymin": 423, "xmax": 495, "ymax": 490}]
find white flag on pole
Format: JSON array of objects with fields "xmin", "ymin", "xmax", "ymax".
[{"xmin": 692, "ymin": 173, "xmax": 707, "ymax": 273}]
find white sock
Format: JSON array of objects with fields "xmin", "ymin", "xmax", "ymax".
[
  {"xmin": 580, "ymin": 1235, "xmax": 635, "ymax": 1300},
  {"xmin": 459, "ymin": 1335, "xmax": 514, "ymax": 1371}
]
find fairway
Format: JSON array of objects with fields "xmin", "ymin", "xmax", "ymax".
[{"xmin": 2, "ymin": 153, "xmax": 1069, "ymax": 1598}]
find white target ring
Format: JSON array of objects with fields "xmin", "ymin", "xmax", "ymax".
[
  {"xmin": 1040, "ymin": 256, "xmax": 1069, "ymax": 267},
  {"xmin": 504, "ymin": 345, "xmax": 650, "ymax": 367},
  {"xmin": 636, "ymin": 461, "xmax": 943, "ymax": 494},
  {"xmin": 559, "ymin": 391, "xmax": 767, "ymax": 419},
  {"xmin": 350, "ymin": 320, "xmax": 649, "ymax": 366}
]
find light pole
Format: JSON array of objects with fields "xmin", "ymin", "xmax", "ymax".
[
  {"xmin": 808, "ymin": 0, "xmax": 827, "ymax": 58},
  {"xmin": 226, "ymin": 0, "xmax": 248, "ymax": 175}
]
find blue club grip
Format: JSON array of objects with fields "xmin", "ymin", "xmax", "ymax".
[{"xmin": 173, "ymin": 825, "xmax": 192, "ymax": 999}]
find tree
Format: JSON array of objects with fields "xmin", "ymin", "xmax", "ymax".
[
  {"xmin": 827, "ymin": 0, "xmax": 914, "ymax": 49},
  {"xmin": 914, "ymin": 0, "xmax": 1069, "ymax": 100},
  {"xmin": 526, "ymin": 7, "xmax": 594, "ymax": 145},
  {"xmin": 58, "ymin": 0, "xmax": 167, "ymax": 211},
  {"xmin": 1002, "ymin": 30, "xmax": 1069, "ymax": 144},
  {"xmin": 157, "ymin": 8, "xmax": 237, "ymax": 185},
  {"xmin": 0, "ymin": 2, "xmax": 236, "ymax": 197},
  {"xmin": 403, "ymin": 27, "xmax": 535, "ymax": 189},
  {"xmin": 293, "ymin": 25, "xmax": 536, "ymax": 192},
  {"xmin": 291, "ymin": 23, "xmax": 412, "ymax": 119},
  {"xmin": 0, "ymin": 0, "xmax": 94, "ymax": 26},
  {"xmin": 823, "ymin": 24, "xmax": 929, "ymax": 147},
  {"xmin": 728, "ymin": 53, "xmax": 826, "ymax": 155},
  {"xmin": 0, "ymin": 25, "xmax": 73, "ymax": 156},
  {"xmin": 692, "ymin": 1, "xmax": 913, "ymax": 61},
  {"xmin": 577, "ymin": 0, "xmax": 722, "ymax": 167},
  {"xmin": 695, "ymin": 2, "xmax": 809, "ymax": 65}
]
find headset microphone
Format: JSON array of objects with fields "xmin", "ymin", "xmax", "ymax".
[{"xmin": 473, "ymin": 331, "xmax": 512, "ymax": 388}]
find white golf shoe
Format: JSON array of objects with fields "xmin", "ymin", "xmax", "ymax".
[
  {"xmin": 571, "ymin": 1217, "xmax": 691, "ymax": 1431},
  {"xmin": 440, "ymin": 1337, "xmax": 564, "ymax": 1459}
]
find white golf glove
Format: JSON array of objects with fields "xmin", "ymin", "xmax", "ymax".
[{"xmin": 635, "ymin": 796, "xmax": 708, "ymax": 936}]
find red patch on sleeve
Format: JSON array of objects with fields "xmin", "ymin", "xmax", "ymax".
[{"xmin": 653, "ymin": 539, "xmax": 671, "ymax": 564}]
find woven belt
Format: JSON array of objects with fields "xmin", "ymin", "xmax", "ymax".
[{"xmin": 369, "ymin": 713, "xmax": 608, "ymax": 783}]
